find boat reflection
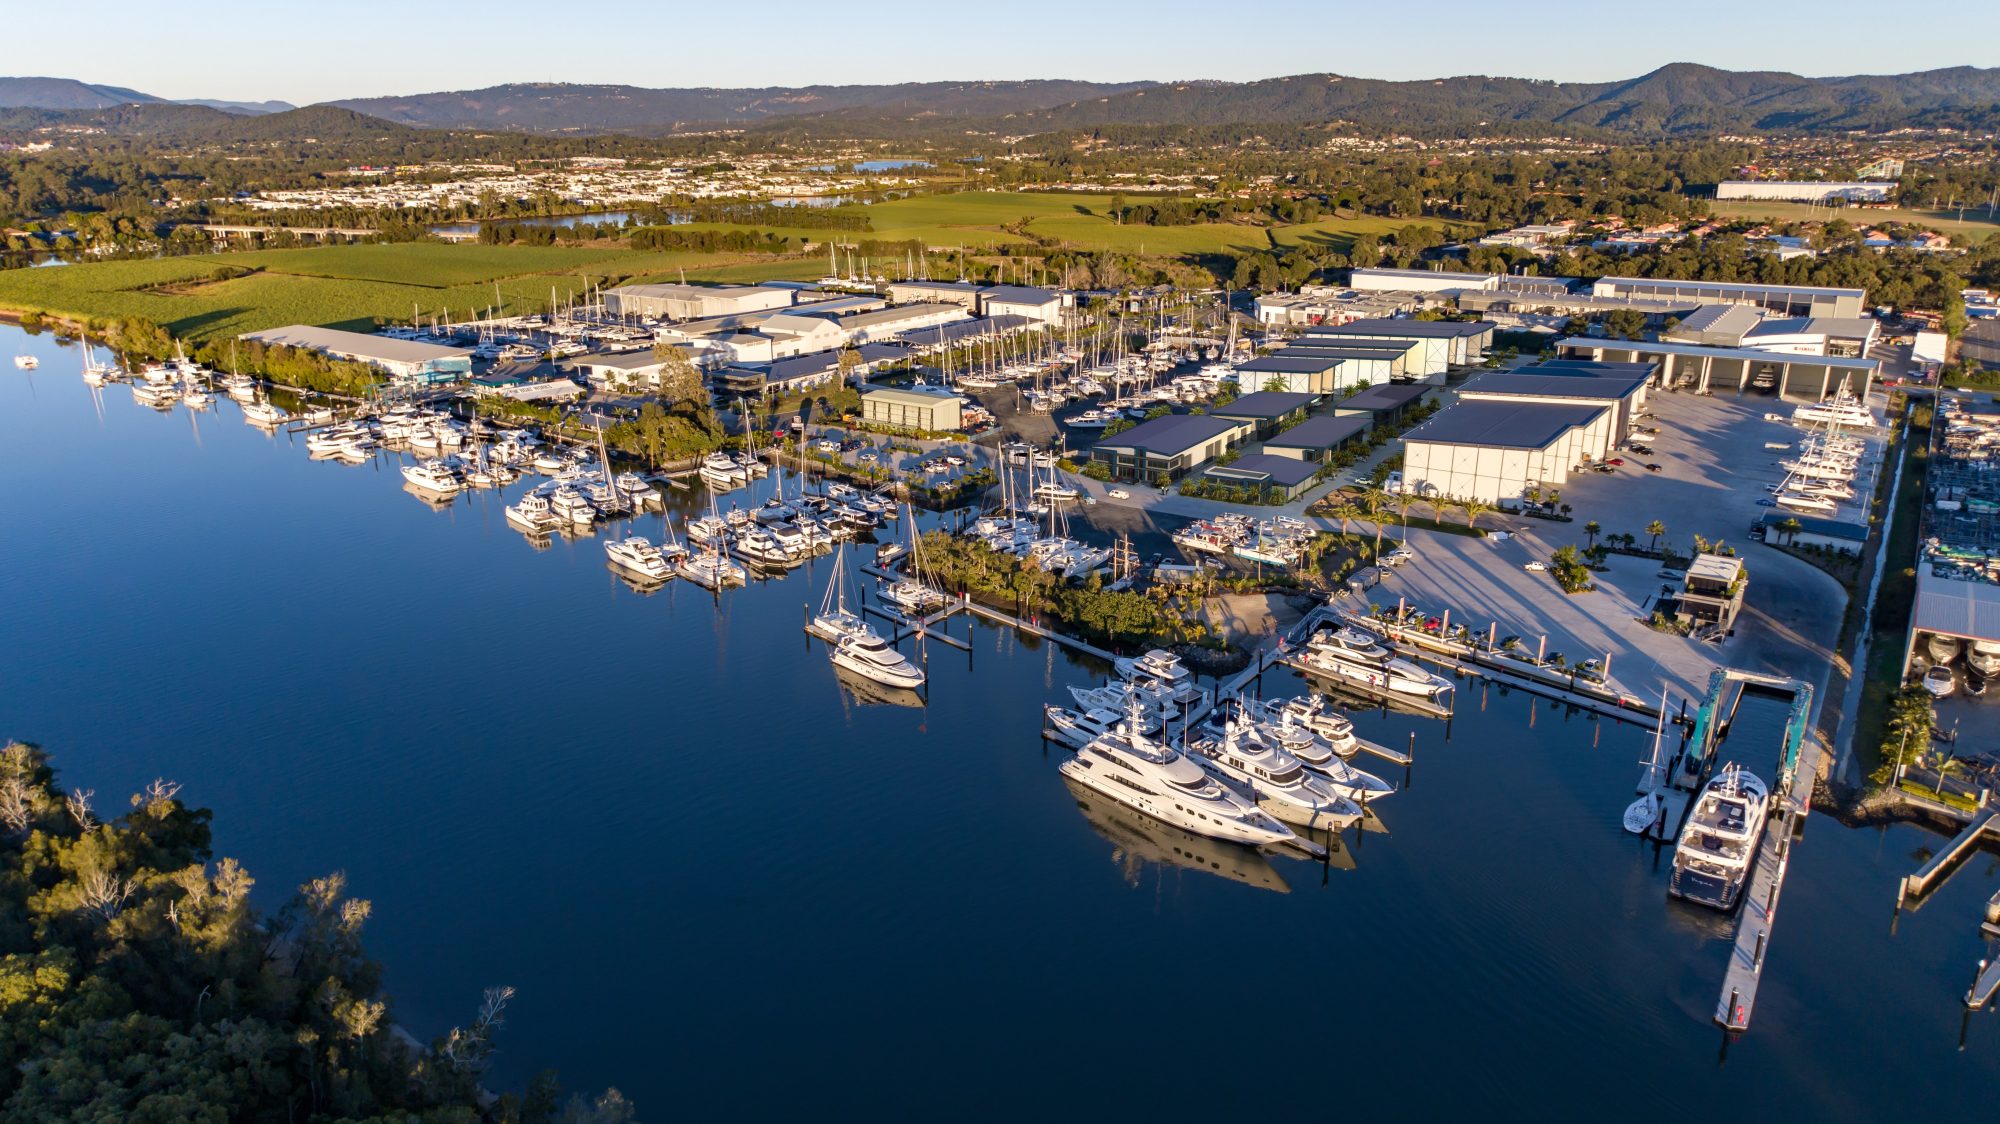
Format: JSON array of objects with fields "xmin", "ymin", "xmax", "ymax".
[
  {"xmin": 1288, "ymin": 820, "xmax": 1360, "ymax": 872},
  {"xmin": 610, "ymin": 567, "xmax": 670, "ymax": 596},
  {"xmin": 1063, "ymin": 776, "xmax": 1290, "ymax": 893},
  {"xmin": 832, "ymin": 663, "xmax": 926, "ymax": 709},
  {"xmin": 402, "ymin": 481, "xmax": 459, "ymax": 510}
]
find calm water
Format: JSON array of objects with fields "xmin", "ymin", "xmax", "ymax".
[{"xmin": 4, "ymin": 325, "xmax": 1999, "ymax": 1119}]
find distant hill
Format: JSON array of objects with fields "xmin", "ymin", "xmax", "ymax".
[
  {"xmin": 0, "ymin": 76, "xmax": 292, "ymax": 115},
  {"xmin": 0, "ymin": 102, "xmax": 411, "ymax": 143},
  {"xmin": 1010, "ymin": 64, "xmax": 2000, "ymax": 135},
  {"xmin": 325, "ymin": 79, "xmax": 1155, "ymax": 132}
]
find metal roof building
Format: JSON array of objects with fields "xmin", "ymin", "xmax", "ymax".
[
  {"xmin": 1589, "ymin": 276, "xmax": 1866, "ymax": 318},
  {"xmin": 1401, "ymin": 400, "xmax": 1613, "ymax": 505},
  {"xmin": 239, "ymin": 325, "xmax": 473, "ymax": 385},
  {"xmin": 1260, "ymin": 414, "xmax": 1373, "ymax": 461},
  {"xmin": 1302, "ymin": 318, "xmax": 1496, "ymax": 376},
  {"xmin": 603, "ymin": 283, "xmax": 795, "ymax": 321},
  {"xmin": 1555, "ymin": 337, "xmax": 1877, "ymax": 401},
  {"xmin": 1201, "ymin": 453, "xmax": 1324, "ymax": 501},
  {"xmin": 1089, "ymin": 414, "xmax": 1254, "ymax": 482}
]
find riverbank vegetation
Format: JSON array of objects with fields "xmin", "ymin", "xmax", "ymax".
[
  {"xmin": 0, "ymin": 740, "xmax": 629, "ymax": 1122},
  {"xmin": 918, "ymin": 533, "xmax": 1211, "ymax": 648}
]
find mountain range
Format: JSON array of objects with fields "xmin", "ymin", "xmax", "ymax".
[
  {"xmin": 0, "ymin": 76, "xmax": 292, "ymax": 115},
  {"xmin": 2, "ymin": 65, "xmax": 1997, "ymax": 137}
]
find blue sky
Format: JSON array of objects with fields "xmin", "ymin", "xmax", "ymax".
[{"xmin": 75, "ymin": 0, "xmax": 1998, "ymax": 104}]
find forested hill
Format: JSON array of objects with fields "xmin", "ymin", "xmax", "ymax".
[
  {"xmin": 326, "ymin": 79, "xmax": 1156, "ymax": 132},
  {"xmin": 1007, "ymin": 64, "xmax": 2000, "ymax": 136},
  {"xmin": 0, "ymin": 76, "xmax": 290, "ymax": 114},
  {"xmin": 0, "ymin": 103, "xmax": 416, "ymax": 144}
]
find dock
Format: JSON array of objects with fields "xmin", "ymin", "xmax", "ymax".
[
  {"xmin": 1898, "ymin": 810, "xmax": 2000, "ymax": 901},
  {"xmin": 1332, "ymin": 609, "xmax": 1663, "ymax": 724},
  {"xmin": 1704, "ymin": 671, "xmax": 1821, "ymax": 1032}
]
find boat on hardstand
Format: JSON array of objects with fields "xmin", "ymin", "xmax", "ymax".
[
  {"xmin": 1057, "ymin": 705, "xmax": 1319, "ymax": 856},
  {"xmin": 1668, "ymin": 764, "xmax": 1770, "ymax": 911}
]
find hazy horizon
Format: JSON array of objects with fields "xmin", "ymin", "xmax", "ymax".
[{"xmin": 44, "ymin": 0, "xmax": 2000, "ymax": 107}]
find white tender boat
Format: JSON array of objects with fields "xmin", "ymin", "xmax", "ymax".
[
  {"xmin": 1669, "ymin": 765, "xmax": 1770, "ymax": 911},
  {"xmin": 830, "ymin": 633, "xmax": 925, "ymax": 690},
  {"xmin": 241, "ymin": 400, "xmax": 287, "ymax": 426},
  {"xmin": 1923, "ymin": 663, "xmax": 1957, "ymax": 698},
  {"xmin": 1058, "ymin": 707, "xmax": 1315, "ymax": 854},
  {"xmin": 879, "ymin": 580, "xmax": 947, "ymax": 616},
  {"xmin": 13, "ymin": 355, "xmax": 38, "ymax": 370}
]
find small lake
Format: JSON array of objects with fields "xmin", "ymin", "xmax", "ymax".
[{"xmin": 3, "ymin": 323, "xmax": 2000, "ymax": 1119}]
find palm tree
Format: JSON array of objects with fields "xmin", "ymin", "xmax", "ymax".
[
  {"xmin": 1584, "ymin": 520, "xmax": 1601, "ymax": 549},
  {"xmin": 1776, "ymin": 516, "xmax": 1803, "ymax": 545},
  {"xmin": 1330, "ymin": 502, "xmax": 1362, "ymax": 539},
  {"xmin": 1358, "ymin": 486, "xmax": 1392, "ymax": 554},
  {"xmin": 1645, "ymin": 519, "xmax": 1666, "ymax": 555},
  {"xmin": 1462, "ymin": 498, "xmax": 1494, "ymax": 531}
]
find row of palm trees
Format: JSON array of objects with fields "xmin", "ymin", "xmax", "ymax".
[{"xmin": 1318, "ymin": 486, "xmax": 1497, "ymax": 553}]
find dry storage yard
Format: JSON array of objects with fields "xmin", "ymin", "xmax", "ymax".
[{"xmin": 1359, "ymin": 390, "xmax": 1872, "ymax": 730}]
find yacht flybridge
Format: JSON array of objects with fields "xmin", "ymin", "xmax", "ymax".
[
  {"xmin": 1186, "ymin": 712, "xmax": 1363, "ymax": 831},
  {"xmin": 1669, "ymin": 764, "xmax": 1771, "ymax": 911},
  {"xmin": 1297, "ymin": 626, "xmax": 1454, "ymax": 700},
  {"xmin": 1057, "ymin": 703, "xmax": 1315, "ymax": 855},
  {"xmin": 829, "ymin": 633, "xmax": 926, "ymax": 690}
]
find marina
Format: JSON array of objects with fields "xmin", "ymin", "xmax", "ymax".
[{"xmin": 5, "ymin": 324, "xmax": 2000, "ymax": 1117}]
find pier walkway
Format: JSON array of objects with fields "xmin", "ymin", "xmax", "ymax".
[
  {"xmin": 1898, "ymin": 811, "xmax": 2000, "ymax": 901},
  {"xmin": 1710, "ymin": 673, "xmax": 1820, "ymax": 1032}
]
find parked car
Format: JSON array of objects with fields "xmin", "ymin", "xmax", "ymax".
[
  {"xmin": 1524, "ymin": 561, "xmax": 1548, "ymax": 572},
  {"xmin": 1107, "ymin": 488, "xmax": 1130, "ymax": 500},
  {"xmin": 1645, "ymin": 463, "xmax": 1663, "ymax": 472},
  {"xmin": 1386, "ymin": 547, "xmax": 1416, "ymax": 566},
  {"xmin": 944, "ymin": 454, "xmax": 966, "ymax": 467},
  {"xmin": 1605, "ymin": 457, "xmax": 1626, "ymax": 467},
  {"xmin": 856, "ymin": 449, "xmax": 879, "ymax": 462},
  {"xmin": 814, "ymin": 439, "xmax": 840, "ymax": 453}
]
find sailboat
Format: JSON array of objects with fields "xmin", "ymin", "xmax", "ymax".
[
  {"xmin": 1622, "ymin": 690, "xmax": 1671, "ymax": 835},
  {"xmin": 809, "ymin": 548, "xmax": 876, "ymax": 643}
]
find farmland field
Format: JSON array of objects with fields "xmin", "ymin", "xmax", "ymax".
[{"xmin": 230, "ymin": 243, "xmax": 636, "ymax": 286}]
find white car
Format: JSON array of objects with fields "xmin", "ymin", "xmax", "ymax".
[
  {"xmin": 1107, "ymin": 488, "xmax": 1130, "ymax": 500},
  {"xmin": 1524, "ymin": 561, "xmax": 1548, "ymax": 572},
  {"xmin": 1386, "ymin": 548, "xmax": 1416, "ymax": 565},
  {"xmin": 814, "ymin": 439, "xmax": 839, "ymax": 453},
  {"xmin": 944, "ymin": 454, "xmax": 966, "ymax": 467}
]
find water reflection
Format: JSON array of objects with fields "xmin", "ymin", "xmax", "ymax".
[
  {"xmin": 831, "ymin": 663, "xmax": 926, "ymax": 709},
  {"xmin": 1064, "ymin": 776, "xmax": 1291, "ymax": 892}
]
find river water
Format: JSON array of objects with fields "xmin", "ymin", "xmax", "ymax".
[{"xmin": 2, "ymin": 324, "xmax": 1998, "ymax": 1119}]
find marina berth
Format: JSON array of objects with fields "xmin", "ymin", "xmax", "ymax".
[
  {"xmin": 676, "ymin": 545, "xmax": 747, "ymax": 590},
  {"xmin": 1185, "ymin": 713, "xmax": 1363, "ymax": 831},
  {"xmin": 604, "ymin": 535, "xmax": 676, "ymax": 582},
  {"xmin": 1669, "ymin": 765, "xmax": 1770, "ymax": 911},
  {"xmin": 1056, "ymin": 704, "xmax": 1314, "ymax": 855},
  {"xmin": 830, "ymin": 633, "xmax": 926, "ymax": 690},
  {"xmin": 1296, "ymin": 625, "xmax": 1455, "ymax": 700}
]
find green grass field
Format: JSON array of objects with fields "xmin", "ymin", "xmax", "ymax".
[
  {"xmin": 1711, "ymin": 200, "xmax": 2000, "ymax": 241},
  {"xmin": 0, "ymin": 192, "xmax": 1474, "ymax": 341},
  {"xmin": 0, "ymin": 246, "xmax": 789, "ymax": 340}
]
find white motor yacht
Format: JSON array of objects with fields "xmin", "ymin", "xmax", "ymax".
[
  {"xmin": 401, "ymin": 459, "xmax": 463, "ymax": 495},
  {"xmin": 1669, "ymin": 765, "xmax": 1771, "ymax": 911},
  {"xmin": 241, "ymin": 400, "xmax": 287, "ymax": 426},
  {"xmin": 1113, "ymin": 649, "xmax": 1204, "ymax": 707},
  {"xmin": 686, "ymin": 514, "xmax": 732, "ymax": 547},
  {"xmin": 1186, "ymin": 718, "xmax": 1363, "ymax": 831},
  {"xmin": 604, "ymin": 536, "xmax": 674, "ymax": 581},
  {"xmin": 1298, "ymin": 626, "xmax": 1454, "ymax": 700},
  {"xmin": 549, "ymin": 486, "xmax": 596, "ymax": 528},
  {"xmin": 1244, "ymin": 694, "xmax": 1362, "ymax": 757},
  {"xmin": 1968, "ymin": 639, "xmax": 2000, "ymax": 677},
  {"xmin": 1045, "ymin": 704, "xmax": 1161, "ymax": 750},
  {"xmin": 1057, "ymin": 708, "xmax": 1312, "ymax": 853},
  {"xmin": 830, "ymin": 633, "xmax": 926, "ymax": 690},
  {"xmin": 505, "ymin": 491, "xmax": 562, "ymax": 534}
]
